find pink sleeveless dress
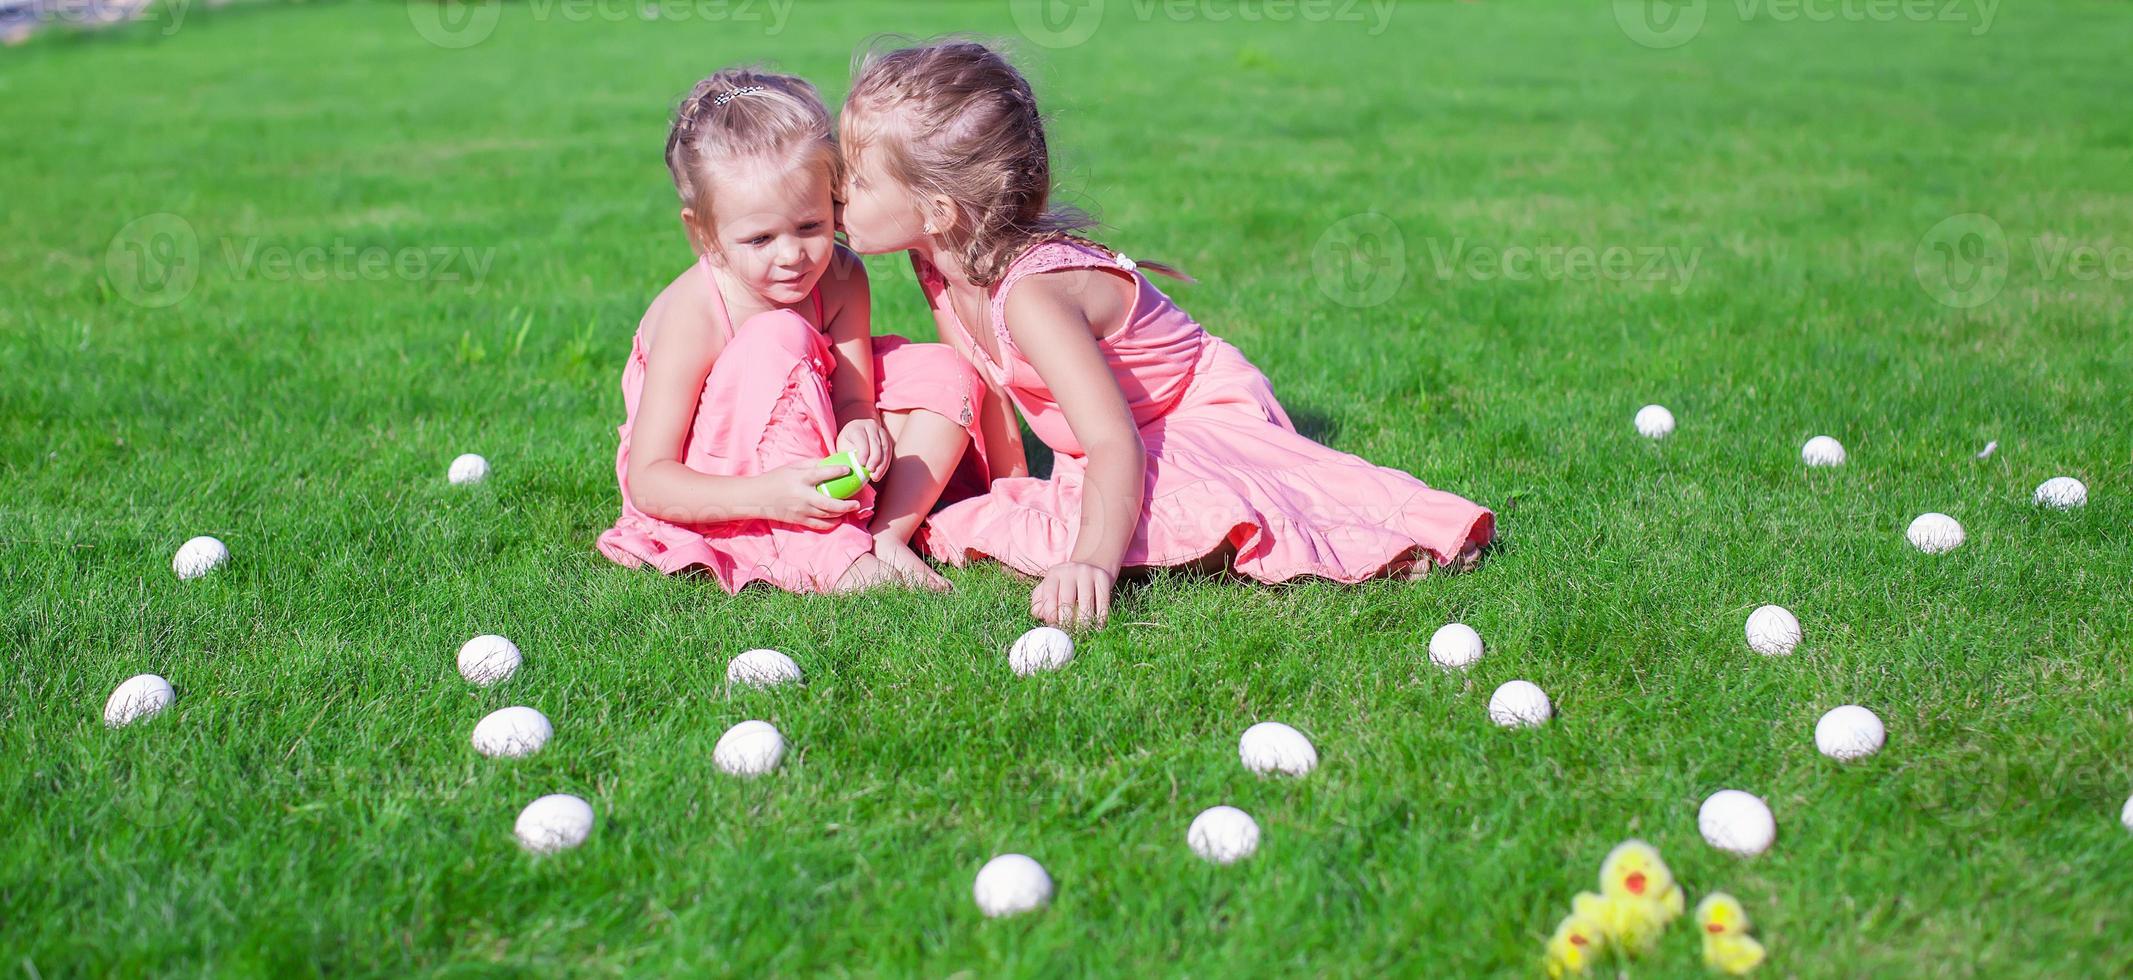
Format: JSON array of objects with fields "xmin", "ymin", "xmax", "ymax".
[
  {"xmin": 917, "ymin": 239, "xmax": 1494, "ymax": 582},
  {"xmin": 597, "ymin": 256, "xmax": 986, "ymax": 594}
]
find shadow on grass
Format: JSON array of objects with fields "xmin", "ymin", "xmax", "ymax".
[{"xmin": 1286, "ymin": 405, "xmax": 1343, "ymax": 445}]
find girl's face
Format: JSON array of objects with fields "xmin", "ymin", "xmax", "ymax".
[
  {"xmin": 836, "ymin": 138, "xmax": 931, "ymax": 256},
  {"xmin": 690, "ymin": 156, "xmax": 836, "ymax": 308}
]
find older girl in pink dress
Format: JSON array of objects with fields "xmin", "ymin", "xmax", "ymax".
[
  {"xmin": 837, "ymin": 42, "xmax": 1494, "ymax": 626},
  {"xmin": 596, "ymin": 68, "xmax": 986, "ymax": 594}
]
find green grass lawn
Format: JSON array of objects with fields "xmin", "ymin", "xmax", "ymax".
[{"xmin": 4, "ymin": 0, "xmax": 2131, "ymax": 974}]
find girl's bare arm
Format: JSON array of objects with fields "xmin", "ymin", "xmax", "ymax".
[
  {"xmin": 1002, "ymin": 269, "xmax": 1145, "ymax": 623},
  {"xmin": 625, "ymin": 277, "xmax": 761, "ymax": 525},
  {"xmin": 915, "ymin": 256, "xmax": 1028, "ymax": 479},
  {"xmin": 822, "ymin": 247, "xmax": 880, "ymax": 432}
]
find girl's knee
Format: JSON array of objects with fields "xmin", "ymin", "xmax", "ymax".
[
  {"xmin": 898, "ymin": 341, "xmax": 981, "ymax": 390},
  {"xmin": 885, "ymin": 342, "xmax": 982, "ymax": 424},
  {"xmin": 884, "ymin": 404, "xmax": 971, "ymax": 437},
  {"xmin": 728, "ymin": 309, "xmax": 819, "ymax": 359}
]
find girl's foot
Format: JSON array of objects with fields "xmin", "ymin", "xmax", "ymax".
[
  {"xmin": 834, "ymin": 553, "xmax": 902, "ymax": 592},
  {"xmin": 1393, "ymin": 542, "xmax": 1486, "ymax": 581},
  {"xmin": 1443, "ymin": 541, "xmax": 1486, "ymax": 575},
  {"xmin": 873, "ymin": 533, "xmax": 953, "ymax": 592}
]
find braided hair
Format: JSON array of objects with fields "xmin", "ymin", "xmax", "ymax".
[
  {"xmin": 842, "ymin": 40, "xmax": 1183, "ymax": 287},
  {"xmin": 663, "ymin": 67, "xmax": 840, "ymax": 240}
]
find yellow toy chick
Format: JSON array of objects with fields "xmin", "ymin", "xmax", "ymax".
[
  {"xmin": 1593, "ymin": 839, "xmax": 1687, "ymax": 955},
  {"xmin": 1696, "ymin": 892, "xmax": 1767, "ymax": 975},
  {"xmin": 1543, "ymin": 908, "xmax": 1608, "ymax": 978}
]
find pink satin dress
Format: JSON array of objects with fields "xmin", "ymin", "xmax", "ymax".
[
  {"xmin": 597, "ymin": 256, "xmax": 985, "ymax": 593},
  {"xmin": 917, "ymin": 238, "xmax": 1494, "ymax": 582}
]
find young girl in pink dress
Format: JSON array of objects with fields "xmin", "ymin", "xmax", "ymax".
[
  {"xmin": 596, "ymin": 68, "xmax": 988, "ymax": 594},
  {"xmin": 837, "ymin": 42, "xmax": 1495, "ymax": 626}
]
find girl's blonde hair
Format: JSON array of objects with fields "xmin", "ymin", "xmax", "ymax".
[
  {"xmin": 842, "ymin": 39, "xmax": 1182, "ymax": 287},
  {"xmin": 664, "ymin": 67, "xmax": 839, "ymax": 239}
]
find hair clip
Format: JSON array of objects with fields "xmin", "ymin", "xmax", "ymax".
[{"xmin": 712, "ymin": 86, "xmax": 765, "ymax": 107}]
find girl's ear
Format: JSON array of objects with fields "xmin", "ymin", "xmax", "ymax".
[
  {"xmin": 680, "ymin": 207, "xmax": 722, "ymax": 265},
  {"xmin": 925, "ymin": 194, "xmax": 959, "ymax": 237}
]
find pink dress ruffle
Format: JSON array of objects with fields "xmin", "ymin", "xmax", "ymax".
[
  {"xmin": 596, "ymin": 256, "xmax": 985, "ymax": 594},
  {"xmin": 917, "ymin": 239, "xmax": 1494, "ymax": 583}
]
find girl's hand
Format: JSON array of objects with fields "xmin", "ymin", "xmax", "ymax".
[
  {"xmin": 1032, "ymin": 561, "xmax": 1115, "ymax": 628},
  {"xmin": 837, "ymin": 419, "xmax": 891, "ymax": 481},
  {"xmin": 754, "ymin": 460, "xmax": 864, "ymax": 530}
]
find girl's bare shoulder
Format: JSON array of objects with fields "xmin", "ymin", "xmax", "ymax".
[
  {"xmin": 635, "ymin": 259, "xmax": 729, "ymax": 362},
  {"xmin": 1002, "ymin": 263, "xmax": 1132, "ymax": 338},
  {"xmin": 818, "ymin": 244, "xmax": 870, "ymax": 314},
  {"xmin": 640, "ymin": 261, "xmax": 721, "ymax": 358}
]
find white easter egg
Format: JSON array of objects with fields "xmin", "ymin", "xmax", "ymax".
[
  {"xmin": 1814, "ymin": 705, "xmax": 1885, "ymax": 761},
  {"xmin": 1428, "ymin": 622, "xmax": 1484, "ymax": 669},
  {"xmin": 172, "ymin": 536, "xmax": 228, "ymax": 580},
  {"xmin": 972, "ymin": 853, "xmax": 1053, "ymax": 917},
  {"xmin": 727, "ymin": 648, "xmax": 802, "ymax": 687},
  {"xmin": 1635, "ymin": 404, "xmax": 1676, "ymax": 440},
  {"xmin": 103, "ymin": 673, "xmax": 175, "ymax": 728},
  {"xmin": 1487, "ymin": 680, "xmax": 1553, "ymax": 728},
  {"xmin": 2034, "ymin": 477, "xmax": 2086, "ymax": 509},
  {"xmin": 1744, "ymin": 604, "xmax": 1802, "ymax": 656},
  {"xmin": 1906, "ymin": 513, "xmax": 1965, "ymax": 554},
  {"xmin": 449, "ymin": 453, "xmax": 490, "ymax": 485},
  {"xmin": 1699, "ymin": 789, "xmax": 1776, "ymax": 856},
  {"xmin": 1238, "ymin": 721, "xmax": 1318, "ymax": 777},
  {"xmin": 457, "ymin": 634, "xmax": 521, "ymax": 687},
  {"xmin": 1009, "ymin": 626, "xmax": 1075, "ymax": 676},
  {"xmin": 713, "ymin": 719, "xmax": 786, "ymax": 777},
  {"xmin": 471, "ymin": 705, "xmax": 553, "ymax": 759},
  {"xmin": 1187, "ymin": 805, "xmax": 1262, "ymax": 864},
  {"xmin": 1801, "ymin": 435, "xmax": 1847, "ymax": 467},
  {"xmin": 514, "ymin": 793, "xmax": 594, "ymax": 853}
]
